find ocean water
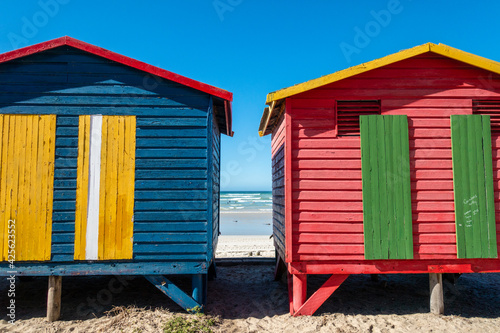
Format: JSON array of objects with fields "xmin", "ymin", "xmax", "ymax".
[
  {"xmin": 219, "ymin": 191, "xmax": 273, "ymax": 235},
  {"xmin": 220, "ymin": 192, "xmax": 272, "ymax": 212}
]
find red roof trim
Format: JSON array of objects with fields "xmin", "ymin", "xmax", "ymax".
[{"xmin": 0, "ymin": 36, "xmax": 233, "ymax": 135}]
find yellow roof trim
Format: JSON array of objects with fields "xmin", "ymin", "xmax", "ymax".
[
  {"xmin": 429, "ymin": 43, "xmax": 500, "ymax": 74},
  {"xmin": 265, "ymin": 42, "xmax": 500, "ymax": 104}
]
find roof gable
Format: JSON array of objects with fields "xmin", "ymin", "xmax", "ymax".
[
  {"xmin": 259, "ymin": 43, "xmax": 500, "ymax": 136},
  {"xmin": 0, "ymin": 36, "xmax": 233, "ymax": 135}
]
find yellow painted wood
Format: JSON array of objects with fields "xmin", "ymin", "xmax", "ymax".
[
  {"xmin": 74, "ymin": 116, "xmax": 91, "ymax": 260},
  {"xmin": 0, "ymin": 115, "xmax": 4, "ymax": 260},
  {"xmin": 73, "ymin": 115, "xmax": 135, "ymax": 261},
  {"xmin": 104, "ymin": 116, "xmax": 119, "ymax": 260},
  {"xmin": 98, "ymin": 116, "xmax": 108, "ymax": 260},
  {"xmin": 431, "ymin": 43, "xmax": 500, "ymax": 76},
  {"xmin": 0, "ymin": 115, "xmax": 56, "ymax": 262},
  {"xmin": 100, "ymin": 116, "xmax": 135, "ymax": 260},
  {"xmin": 122, "ymin": 116, "xmax": 136, "ymax": 258},
  {"xmin": 265, "ymin": 43, "xmax": 433, "ymax": 104}
]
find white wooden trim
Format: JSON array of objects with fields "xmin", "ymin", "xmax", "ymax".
[{"xmin": 85, "ymin": 115, "xmax": 102, "ymax": 260}]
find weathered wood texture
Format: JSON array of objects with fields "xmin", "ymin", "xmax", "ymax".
[
  {"xmin": 74, "ymin": 115, "xmax": 136, "ymax": 260},
  {"xmin": 0, "ymin": 46, "xmax": 220, "ymax": 266},
  {"xmin": 0, "ymin": 114, "xmax": 56, "ymax": 261},
  {"xmin": 287, "ymin": 53, "xmax": 500, "ymax": 262},
  {"xmin": 360, "ymin": 115, "xmax": 413, "ymax": 259},
  {"xmin": 47, "ymin": 276, "xmax": 62, "ymax": 322},
  {"xmin": 271, "ymin": 112, "xmax": 287, "ymax": 263},
  {"xmin": 429, "ymin": 273, "xmax": 444, "ymax": 315},
  {"xmin": 209, "ymin": 104, "xmax": 221, "ymax": 260},
  {"xmin": 450, "ymin": 115, "xmax": 497, "ymax": 258}
]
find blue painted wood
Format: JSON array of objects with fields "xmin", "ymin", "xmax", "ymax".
[
  {"xmin": 0, "ymin": 261, "xmax": 207, "ymax": 276},
  {"xmin": 134, "ymin": 211, "xmax": 207, "ymax": 222},
  {"xmin": 0, "ymin": 105, "xmax": 210, "ymax": 117},
  {"xmin": 0, "ymin": 46, "xmax": 224, "ymax": 276},
  {"xmin": 191, "ymin": 274, "xmax": 207, "ymax": 308},
  {"xmin": 133, "ymin": 232, "xmax": 207, "ymax": 243},
  {"xmin": 207, "ymin": 99, "xmax": 214, "ymax": 262},
  {"xmin": 136, "ymin": 138, "xmax": 207, "ymax": 148},
  {"xmin": 272, "ymin": 144, "xmax": 286, "ymax": 262},
  {"xmin": 133, "ymin": 244, "xmax": 208, "ymax": 253},
  {"xmin": 134, "ymin": 180, "xmax": 207, "ymax": 190},
  {"xmin": 134, "ymin": 190, "xmax": 207, "ymax": 200},
  {"xmin": 133, "ymin": 222, "xmax": 207, "ymax": 233},
  {"xmin": 134, "ymin": 170, "xmax": 207, "ymax": 179},
  {"xmin": 51, "ymin": 115, "xmax": 78, "ymax": 260},
  {"xmin": 134, "ymin": 201, "xmax": 208, "ymax": 211},
  {"xmin": 145, "ymin": 275, "xmax": 202, "ymax": 312}
]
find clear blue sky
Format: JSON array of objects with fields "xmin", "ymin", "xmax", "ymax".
[{"xmin": 1, "ymin": 1, "xmax": 499, "ymax": 191}]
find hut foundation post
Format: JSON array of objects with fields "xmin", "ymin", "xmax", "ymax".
[
  {"xmin": 292, "ymin": 274, "xmax": 307, "ymax": 313},
  {"xmin": 192, "ymin": 274, "xmax": 207, "ymax": 308},
  {"xmin": 429, "ymin": 273, "xmax": 444, "ymax": 315},
  {"xmin": 47, "ymin": 276, "xmax": 62, "ymax": 322}
]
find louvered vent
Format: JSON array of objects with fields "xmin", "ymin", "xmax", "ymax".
[
  {"xmin": 337, "ymin": 100, "xmax": 381, "ymax": 136},
  {"xmin": 473, "ymin": 100, "xmax": 500, "ymax": 134}
]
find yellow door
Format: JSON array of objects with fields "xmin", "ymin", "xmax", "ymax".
[
  {"xmin": 0, "ymin": 114, "xmax": 56, "ymax": 261},
  {"xmin": 74, "ymin": 115, "xmax": 136, "ymax": 260}
]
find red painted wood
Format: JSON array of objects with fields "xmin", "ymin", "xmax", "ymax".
[
  {"xmin": 293, "ymin": 274, "xmax": 349, "ymax": 316},
  {"xmin": 287, "ymin": 272, "xmax": 293, "ymax": 314},
  {"xmin": 285, "ymin": 100, "xmax": 293, "ymax": 263},
  {"xmin": 292, "ymin": 274, "xmax": 307, "ymax": 313},
  {"xmin": 288, "ymin": 259, "xmax": 500, "ymax": 275},
  {"xmin": 0, "ymin": 36, "xmax": 233, "ymax": 135},
  {"xmin": 281, "ymin": 53, "xmax": 500, "ymax": 266}
]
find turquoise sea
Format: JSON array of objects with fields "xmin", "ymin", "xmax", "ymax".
[{"xmin": 219, "ymin": 191, "xmax": 273, "ymax": 235}]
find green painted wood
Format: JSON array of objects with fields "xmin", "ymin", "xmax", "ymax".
[
  {"xmin": 360, "ymin": 115, "xmax": 413, "ymax": 260},
  {"xmin": 451, "ymin": 115, "xmax": 497, "ymax": 259}
]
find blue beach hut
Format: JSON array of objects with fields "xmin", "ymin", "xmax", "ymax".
[{"xmin": 0, "ymin": 36, "xmax": 232, "ymax": 320}]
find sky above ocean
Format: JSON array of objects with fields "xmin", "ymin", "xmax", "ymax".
[{"xmin": 1, "ymin": 1, "xmax": 499, "ymax": 191}]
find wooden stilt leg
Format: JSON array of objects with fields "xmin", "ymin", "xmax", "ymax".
[
  {"xmin": 294, "ymin": 274, "xmax": 349, "ymax": 317},
  {"xmin": 287, "ymin": 271, "xmax": 293, "ymax": 315},
  {"xmin": 429, "ymin": 273, "xmax": 444, "ymax": 315},
  {"xmin": 293, "ymin": 274, "xmax": 307, "ymax": 314},
  {"xmin": 274, "ymin": 251, "xmax": 286, "ymax": 281},
  {"xmin": 192, "ymin": 274, "xmax": 204, "ymax": 308},
  {"xmin": 47, "ymin": 276, "xmax": 62, "ymax": 322}
]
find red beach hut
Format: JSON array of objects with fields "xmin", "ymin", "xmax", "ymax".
[{"xmin": 259, "ymin": 43, "xmax": 500, "ymax": 316}]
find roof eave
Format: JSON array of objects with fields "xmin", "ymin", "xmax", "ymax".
[{"xmin": 0, "ymin": 36, "xmax": 234, "ymax": 133}]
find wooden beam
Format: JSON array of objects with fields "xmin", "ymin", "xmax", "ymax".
[
  {"xmin": 429, "ymin": 273, "xmax": 444, "ymax": 315},
  {"xmin": 259, "ymin": 101, "xmax": 275, "ymax": 137},
  {"xmin": 47, "ymin": 276, "xmax": 62, "ymax": 322},
  {"xmin": 274, "ymin": 252, "xmax": 287, "ymax": 281},
  {"xmin": 294, "ymin": 274, "xmax": 349, "ymax": 316},
  {"xmin": 292, "ymin": 274, "xmax": 307, "ymax": 313},
  {"xmin": 145, "ymin": 275, "xmax": 201, "ymax": 312},
  {"xmin": 191, "ymin": 274, "xmax": 207, "ymax": 309}
]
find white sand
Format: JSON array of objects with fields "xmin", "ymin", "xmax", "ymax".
[
  {"xmin": 2, "ymin": 236, "xmax": 500, "ymax": 332},
  {"xmin": 216, "ymin": 235, "xmax": 274, "ymax": 258}
]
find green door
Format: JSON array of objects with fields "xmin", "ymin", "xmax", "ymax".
[
  {"xmin": 451, "ymin": 115, "xmax": 497, "ymax": 259},
  {"xmin": 360, "ymin": 115, "xmax": 413, "ymax": 260}
]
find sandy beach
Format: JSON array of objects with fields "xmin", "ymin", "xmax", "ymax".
[{"xmin": 1, "ymin": 235, "xmax": 500, "ymax": 332}]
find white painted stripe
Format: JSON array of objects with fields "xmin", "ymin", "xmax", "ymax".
[{"xmin": 85, "ymin": 115, "xmax": 102, "ymax": 260}]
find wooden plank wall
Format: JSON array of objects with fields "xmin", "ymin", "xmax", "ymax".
[
  {"xmin": 271, "ymin": 115, "xmax": 286, "ymax": 260},
  {"xmin": 211, "ymin": 110, "xmax": 221, "ymax": 257},
  {"xmin": 289, "ymin": 53, "xmax": 500, "ymax": 262},
  {"xmin": 0, "ymin": 46, "xmax": 213, "ymax": 263}
]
